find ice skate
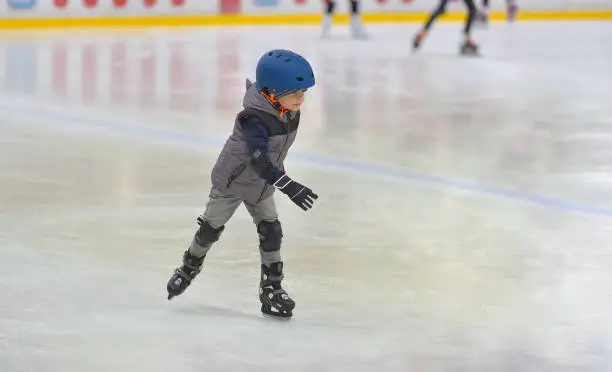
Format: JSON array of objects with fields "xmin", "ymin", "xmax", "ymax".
[
  {"xmin": 412, "ymin": 30, "xmax": 426, "ymax": 51},
  {"xmin": 460, "ymin": 40, "xmax": 480, "ymax": 56},
  {"xmin": 167, "ymin": 218, "xmax": 224, "ymax": 300},
  {"xmin": 167, "ymin": 250, "xmax": 205, "ymax": 300},
  {"xmin": 259, "ymin": 262, "xmax": 295, "ymax": 319},
  {"xmin": 350, "ymin": 15, "xmax": 368, "ymax": 40}
]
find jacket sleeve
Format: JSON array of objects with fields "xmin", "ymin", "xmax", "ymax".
[{"xmin": 239, "ymin": 115, "xmax": 286, "ymax": 185}]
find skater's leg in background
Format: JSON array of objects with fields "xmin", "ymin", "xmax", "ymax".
[
  {"xmin": 462, "ymin": 0, "xmax": 477, "ymax": 38},
  {"xmin": 413, "ymin": 0, "xmax": 450, "ymax": 49},
  {"xmin": 507, "ymin": 0, "xmax": 517, "ymax": 21},
  {"xmin": 424, "ymin": 0, "xmax": 450, "ymax": 32},
  {"xmin": 321, "ymin": 0, "xmax": 335, "ymax": 37},
  {"xmin": 349, "ymin": 0, "xmax": 367, "ymax": 38},
  {"xmin": 478, "ymin": 0, "xmax": 489, "ymax": 22},
  {"xmin": 460, "ymin": 0, "xmax": 480, "ymax": 54},
  {"xmin": 350, "ymin": 0, "xmax": 359, "ymax": 15}
]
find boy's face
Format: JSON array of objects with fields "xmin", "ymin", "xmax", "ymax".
[{"xmin": 278, "ymin": 89, "xmax": 306, "ymax": 112}]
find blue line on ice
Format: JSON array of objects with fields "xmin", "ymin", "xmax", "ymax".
[{"xmin": 2, "ymin": 102, "xmax": 611, "ymax": 220}]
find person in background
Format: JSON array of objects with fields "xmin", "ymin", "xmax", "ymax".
[
  {"xmin": 478, "ymin": 0, "xmax": 518, "ymax": 24},
  {"xmin": 322, "ymin": 0, "xmax": 367, "ymax": 39},
  {"xmin": 412, "ymin": 0, "xmax": 480, "ymax": 55}
]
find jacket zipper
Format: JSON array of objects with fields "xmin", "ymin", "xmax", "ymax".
[
  {"xmin": 257, "ymin": 120, "xmax": 291, "ymax": 202},
  {"xmin": 226, "ymin": 163, "xmax": 247, "ymax": 188}
]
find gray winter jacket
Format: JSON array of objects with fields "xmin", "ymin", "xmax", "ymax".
[{"xmin": 210, "ymin": 80, "xmax": 300, "ymax": 204}]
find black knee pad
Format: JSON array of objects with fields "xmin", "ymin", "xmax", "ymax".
[
  {"xmin": 350, "ymin": 0, "xmax": 358, "ymax": 14},
  {"xmin": 257, "ymin": 220, "xmax": 283, "ymax": 252},
  {"xmin": 195, "ymin": 217, "xmax": 225, "ymax": 247},
  {"xmin": 326, "ymin": 0, "xmax": 335, "ymax": 14}
]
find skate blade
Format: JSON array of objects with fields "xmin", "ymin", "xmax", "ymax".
[
  {"xmin": 261, "ymin": 311, "xmax": 293, "ymax": 321},
  {"xmin": 261, "ymin": 305, "xmax": 293, "ymax": 320},
  {"xmin": 167, "ymin": 290, "xmax": 181, "ymax": 300}
]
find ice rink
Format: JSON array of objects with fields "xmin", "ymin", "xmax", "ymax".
[{"xmin": 2, "ymin": 21, "xmax": 612, "ymax": 372}]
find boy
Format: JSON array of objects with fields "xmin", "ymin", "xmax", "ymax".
[
  {"xmin": 166, "ymin": 49, "xmax": 318, "ymax": 319},
  {"xmin": 322, "ymin": 0, "xmax": 367, "ymax": 39},
  {"xmin": 412, "ymin": 0, "xmax": 479, "ymax": 55}
]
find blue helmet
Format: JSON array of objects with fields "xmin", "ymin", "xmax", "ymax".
[{"xmin": 255, "ymin": 49, "xmax": 315, "ymax": 97}]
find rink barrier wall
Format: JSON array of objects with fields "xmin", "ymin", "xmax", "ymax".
[{"xmin": 0, "ymin": 11, "xmax": 612, "ymax": 28}]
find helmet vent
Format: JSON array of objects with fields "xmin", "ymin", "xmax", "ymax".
[{"xmin": 296, "ymin": 77, "xmax": 304, "ymax": 82}]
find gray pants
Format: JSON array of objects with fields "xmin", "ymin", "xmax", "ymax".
[{"xmin": 188, "ymin": 187, "xmax": 281, "ymax": 265}]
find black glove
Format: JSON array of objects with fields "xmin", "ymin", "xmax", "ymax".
[{"xmin": 273, "ymin": 174, "xmax": 318, "ymax": 211}]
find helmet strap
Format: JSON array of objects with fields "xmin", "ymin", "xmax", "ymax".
[{"xmin": 261, "ymin": 90, "xmax": 289, "ymax": 119}]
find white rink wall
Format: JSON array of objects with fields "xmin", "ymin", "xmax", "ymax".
[
  {"xmin": 242, "ymin": 0, "xmax": 612, "ymax": 13},
  {"xmin": 0, "ymin": 0, "xmax": 216, "ymax": 18},
  {"xmin": 0, "ymin": 0, "xmax": 611, "ymax": 22}
]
